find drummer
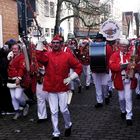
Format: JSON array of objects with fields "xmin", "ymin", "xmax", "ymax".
[{"xmin": 91, "ymin": 33, "xmax": 113, "ymax": 108}]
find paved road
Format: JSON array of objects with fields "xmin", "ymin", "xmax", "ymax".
[{"xmin": 0, "ymin": 85, "xmax": 140, "ymax": 140}]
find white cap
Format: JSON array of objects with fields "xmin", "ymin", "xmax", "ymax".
[{"xmin": 119, "ymin": 39, "xmax": 129, "ymax": 46}]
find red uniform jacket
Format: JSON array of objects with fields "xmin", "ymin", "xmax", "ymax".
[
  {"xmin": 8, "ymin": 53, "xmax": 25, "ymax": 79},
  {"xmin": 36, "ymin": 50, "xmax": 82, "ymax": 92},
  {"xmin": 134, "ymin": 45, "xmax": 140, "ymax": 73},
  {"xmin": 109, "ymin": 51, "xmax": 137, "ymax": 90}
]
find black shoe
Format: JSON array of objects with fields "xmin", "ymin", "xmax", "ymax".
[
  {"xmin": 52, "ymin": 136, "xmax": 60, "ymax": 140},
  {"xmin": 108, "ymin": 90, "xmax": 113, "ymax": 98},
  {"xmin": 65, "ymin": 125, "xmax": 72, "ymax": 137},
  {"xmin": 78, "ymin": 86, "xmax": 82, "ymax": 93},
  {"xmin": 126, "ymin": 119, "xmax": 133, "ymax": 126},
  {"xmin": 105, "ymin": 97, "xmax": 110, "ymax": 105},
  {"xmin": 136, "ymin": 94, "xmax": 140, "ymax": 99},
  {"xmin": 121, "ymin": 112, "xmax": 126, "ymax": 119},
  {"xmin": 37, "ymin": 118, "xmax": 48, "ymax": 123},
  {"xmin": 86, "ymin": 86, "xmax": 89, "ymax": 90},
  {"xmin": 94, "ymin": 103, "xmax": 103, "ymax": 108},
  {"xmin": 71, "ymin": 90, "xmax": 75, "ymax": 94}
]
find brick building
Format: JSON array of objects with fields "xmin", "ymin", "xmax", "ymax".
[{"xmin": 0, "ymin": 0, "xmax": 18, "ymax": 47}]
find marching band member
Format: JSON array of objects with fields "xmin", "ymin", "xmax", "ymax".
[
  {"xmin": 36, "ymin": 34, "xmax": 82, "ymax": 140},
  {"xmin": 7, "ymin": 42, "xmax": 29, "ymax": 120},
  {"xmin": 67, "ymin": 39, "xmax": 82, "ymax": 93},
  {"xmin": 109, "ymin": 39, "xmax": 137, "ymax": 126},
  {"xmin": 106, "ymin": 39, "xmax": 120, "ymax": 98},
  {"xmin": 36, "ymin": 64, "xmax": 48, "ymax": 123},
  {"xmin": 91, "ymin": 33, "xmax": 113, "ymax": 108},
  {"xmin": 79, "ymin": 39, "xmax": 91, "ymax": 90},
  {"xmin": 36, "ymin": 38, "xmax": 50, "ymax": 123},
  {"xmin": 131, "ymin": 39, "xmax": 140, "ymax": 99}
]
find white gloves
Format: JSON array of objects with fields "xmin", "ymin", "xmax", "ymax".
[
  {"xmin": 63, "ymin": 77, "xmax": 71, "ymax": 85},
  {"xmin": 7, "ymin": 51, "xmax": 14, "ymax": 60},
  {"xmin": 64, "ymin": 72, "xmax": 78, "ymax": 85},
  {"xmin": 39, "ymin": 36, "xmax": 46, "ymax": 42},
  {"xmin": 36, "ymin": 42, "xmax": 43, "ymax": 51},
  {"xmin": 36, "ymin": 36, "xmax": 46, "ymax": 51}
]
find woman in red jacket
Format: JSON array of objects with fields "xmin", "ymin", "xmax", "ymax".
[
  {"xmin": 7, "ymin": 42, "xmax": 29, "ymax": 120},
  {"xmin": 109, "ymin": 38, "xmax": 137, "ymax": 126}
]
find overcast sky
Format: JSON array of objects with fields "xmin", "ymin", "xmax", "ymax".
[{"xmin": 119, "ymin": 0, "xmax": 140, "ymax": 12}]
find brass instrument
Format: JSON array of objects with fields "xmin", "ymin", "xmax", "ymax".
[{"xmin": 127, "ymin": 46, "xmax": 136, "ymax": 79}]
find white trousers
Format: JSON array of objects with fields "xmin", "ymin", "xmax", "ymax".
[
  {"xmin": 92, "ymin": 73, "xmax": 109, "ymax": 103},
  {"xmin": 10, "ymin": 87, "xmax": 26, "ymax": 111},
  {"xmin": 108, "ymin": 70, "xmax": 113, "ymax": 91},
  {"xmin": 118, "ymin": 81, "xmax": 133, "ymax": 120},
  {"xmin": 135, "ymin": 73, "xmax": 140, "ymax": 95},
  {"xmin": 82, "ymin": 65, "xmax": 91, "ymax": 86},
  {"xmin": 36, "ymin": 83, "xmax": 48, "ymax": 119},
  {"xmin": 48, "ymin": 92, "xmax": 72, "ymax": 137}
]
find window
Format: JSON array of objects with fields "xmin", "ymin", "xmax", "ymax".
[
  {"xmin": 45, "ymin": 28, "xmax": 50, "ymax": 37},
  {"xmin": 51, "ymin": 28, "xmax": 54, "ymax": 39},
  {"xmin": 44, "ymin": 0, "xmax": 49, "ymax": 17},
  {"xmin": 50, "ymin": 2, "xmax": 55, "ymax": 18}
]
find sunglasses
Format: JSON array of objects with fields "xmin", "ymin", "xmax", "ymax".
[
  {"xmin": 52, "ymin": 41, "xmax": 60, "ymax": 44},
  {"xmin": 71, "ymin": 42, "xmax": 76, "ymax": 44}
]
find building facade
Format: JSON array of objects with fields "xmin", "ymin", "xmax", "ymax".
[
  {"xmin": 34, "ymin": 0, "xmax": 74, "ymax": 42},
  {"xmin": 0, "ymin": 0, "xmax": 18, "ymax": 47},
  {"xmin": 35, "ymin": 0, "xmax": 56, "ymax": 43}
]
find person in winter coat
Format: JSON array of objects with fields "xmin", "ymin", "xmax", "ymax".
[
  {"xmin": 0, "ymin": 44, "xmax": 14, "ymax": 114},
  {"xmin": 36, "ymin": 34, "xmax": 82, "ymax": 140}
]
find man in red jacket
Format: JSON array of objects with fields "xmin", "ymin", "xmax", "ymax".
[
  {"xmin": 109, "ymin": 38, "xmax": 137, "ymax": 126},
  {"xmin": 36, "ymin": 34, "xmax": 82, "ymax": 140}
]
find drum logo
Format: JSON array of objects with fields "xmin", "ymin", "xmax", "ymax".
[
  {"xmin": 100, "ymin": 20, "xmax": 120, "ymax": 41},
  {"xmin": 104, "ymin": 28, "xmax": 116, "ymax": 36}
]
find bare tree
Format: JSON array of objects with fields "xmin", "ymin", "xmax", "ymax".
[{"xmin": 53, "ymin": 0, "xmax": 111, "ymax": 35}]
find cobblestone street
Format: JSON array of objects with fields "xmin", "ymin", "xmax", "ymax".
[{"xmin": 1, "ymin": 85, "xmax": 140, "ymax": 140}]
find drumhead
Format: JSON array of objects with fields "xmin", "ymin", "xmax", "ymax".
[
  {"xmin": 100, "ymin": 19, "xmax": 120, "ymax": 41},
  {"xmin": 89, "ymin": 42, "xmax": 107, "ymax": 72}
]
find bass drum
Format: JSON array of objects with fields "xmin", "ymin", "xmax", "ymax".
[{"xmin": 89, "ymin": 42, "xmax": 107, "ymax": 73}]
